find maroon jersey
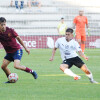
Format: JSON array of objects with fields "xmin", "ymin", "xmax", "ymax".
[{"xmin": 0, "ymin": 27, "xmax": 21, "ymax": 53}]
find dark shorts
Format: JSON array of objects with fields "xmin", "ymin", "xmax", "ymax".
[
  {"xmin": 4, "ymin": 49, "xmax": 23, "ymax": 62},
  {"xmin": 62, "ymin": 56, "xmax": 85, "ymax": 68}
]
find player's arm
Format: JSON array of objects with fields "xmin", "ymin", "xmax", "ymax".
[
  {"xmin": 49, "ymin": 47, "xmax": 57, "ymax": 61},
  {"xmin": 57, "ymin": 24, "xmax": 61, "ymax": 35},
  {"xmin": 73, "ymin": 23, "xmax": 76, "ymax": 29},
  {"xmin": 75, "ymin": 41, "xmax": 88, "ymax": 60},
  {"xmin": 86, "ymin": 23, "xmax": 89, "ymax": 28},
  {"xmin": 78, "ymin": 51, "xmax": 88, "ymax": 61},
  {"xmin": 16, "ymin": 36, "xmax": 30, "ymax": 55},
  {"xmin": 86, "ymin": 24, "xmax": 91, "ymax": 36},
  {"xmin": 73, "ymin": 16, "xmax": 76, "ymax": 37},
  {"xmin": 73, "ymin": 17, "xmax": 77, "ymax": 29},
  {"xmin": 72, "ymin": 23, "xmax": 76, "ymax": 37},
  {"xmin": 86, "ymin": 17, "xmax": 90, "ymax": 36}
]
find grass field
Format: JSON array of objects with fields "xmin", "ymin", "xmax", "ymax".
[{"xmin": 0, "ymin": 49, "xmax": 100, "ymax": 100}]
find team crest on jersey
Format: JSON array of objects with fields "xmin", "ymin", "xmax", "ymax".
[
  {"xmin": 70, "ymin": 46, "xmax": 75, "ymax": 49},
  {"xmin": 65, "ymin": 45, "xmax": 69, "ymax": 49},
  {"xmin": 8, "ymin": 33, "xmax": 11, "ymax": 37}
]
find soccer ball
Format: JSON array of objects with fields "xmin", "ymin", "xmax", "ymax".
[{"xmin": 8, "ymin": 73, "xmax": 18, "ymax": 83}]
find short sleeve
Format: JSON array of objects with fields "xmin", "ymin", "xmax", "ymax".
[
  {"xmin": 11, "ymin": 28, "xmax": 19, "ymax": 38},
  {"xmin": 55, "ymin": 39, "xmax": 59, "ymax": 48},
  {"xmin": 73, "ymin": 17, "xmax": 77, "ymax": 24},
  {"xmin": 75, "ymin": 41, "xmax": 81, "ymax": 51}
]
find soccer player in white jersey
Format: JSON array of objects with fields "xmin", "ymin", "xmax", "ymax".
[{"xmin": 49, "ymin": 28, "xmax": 98, "ymax": 84}]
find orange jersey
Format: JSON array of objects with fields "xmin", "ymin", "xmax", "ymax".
[{"xmin": 73, "ymin": 16, "xmax": 88, "ymax": 35}]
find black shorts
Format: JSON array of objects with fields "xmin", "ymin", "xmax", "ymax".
[{"xmin": 62, "ymin": 56, "xmax": 84, "ymax": 68}]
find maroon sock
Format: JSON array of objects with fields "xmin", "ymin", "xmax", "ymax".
[
  {"xmin": 7, "ymin": 73, "xmax": 11, "ymax": 77},
  {"xmin": 25, "ymin": 67, "xmax": 33, "ymax": 73}
]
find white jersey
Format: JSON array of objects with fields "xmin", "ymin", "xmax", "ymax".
[{"xmin": 55, "ymin": 37, "xmax": 81, "ymax": 60}]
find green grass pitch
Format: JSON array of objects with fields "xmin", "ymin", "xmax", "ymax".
[{"xmin": 0, "ymin": 49, "xmax": 100, "ymax": 100}]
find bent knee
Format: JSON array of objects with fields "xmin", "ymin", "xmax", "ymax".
[
  {"xmin": 14, "ymin": 65, "xmax": 19, "ymax": 69},
  {"xmin": 60, "ymin": 64, "xmax": 68, "ymax": 71}
]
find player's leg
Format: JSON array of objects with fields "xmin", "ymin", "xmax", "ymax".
[
  {"xmin": 81, "ymin": 41, "xmax": 85, "ymax": 53},
  {"xmin": 76, "ymin": 33, "xmax": 86, "ymax": 53},
  {"xmin": 81, "ymin": 64, "xmax": 98, "ymax": 83},
  {"xmin": 15, "ymin": 0, "xmax": 19, "ymax": 9},
  {"xmin": 81, "ymin": 35, "xmax": 86, "ymax": 53},
  {"xmin": 1, "ymin": 59, "xmax": 11, "ymax": 77},
  {"xmin": 14, "ymin": 59, "xmax": 38, "ymax": 79},
  {"xmin": 20, "ymin": 0, "xmax": 24, "ymax": 9},
  {"xmin": 73, "ymin": 56, "xmax": 98, "ymax": 83},
  {"xmin": 37, "ymin": 1, "xmax": 41, "ymax": 8},
  {"xmin": 60, "ymin": 64, "xmax": 81, "ymax": 80},
  {"xmin": 12, "ymin": 49, "xmax": 37, "ymax": 79},
  {"xmin": 27, "ymin": 0, "xmax": 31, "ymax": 8}
]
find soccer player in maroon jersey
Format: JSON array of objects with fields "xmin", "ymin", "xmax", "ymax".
[{"xmin": 0, "ymin": 17, "xmax": 38, "ymax": 83}]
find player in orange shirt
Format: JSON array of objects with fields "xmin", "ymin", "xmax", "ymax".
[{"xmin": 73, "ymin": 10, "xmax": 89, "ymax": 53}]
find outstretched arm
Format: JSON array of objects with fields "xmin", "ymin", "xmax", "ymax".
[
  {"xmin": 78, "ymin": 51, "xmax": 88, "ymax": 61},
  {"xmin": 16, "ymin": 36, "xmax": 30, "ymax": 55},
  {"xmin": 49, "ymin": 47, "xmax": 57, "ymax": 61}
]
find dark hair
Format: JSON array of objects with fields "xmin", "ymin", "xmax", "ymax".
[
  {"xmin": 66, "ymin": 28, "xmax": 73, "ymax": 33},
  {"xmin": 0, "ymin": 17, "xmax": 6, "ymax": 23}
]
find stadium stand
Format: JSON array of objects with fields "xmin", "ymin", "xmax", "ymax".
[{"xmin": 0, "ymin": 0, "xmax": 100, "ymax": 35}]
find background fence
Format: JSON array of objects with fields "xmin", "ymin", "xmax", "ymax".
[{"xmin": 0, "ymin": 0, "xmax": 100, "ymax": 49}]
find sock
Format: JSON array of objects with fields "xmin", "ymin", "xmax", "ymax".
[
  {"xmin": 15, "ymin": 1, "xmax": 19, "ymax": 9},
  {"xmin": 81, "ymin": 44, "xmax": 85, "ymax": 53},
  {"xmin": 86, "ymin": 73, "xmax": 93, "ymax": 81},
  {"xmin": 7, "ymin": 73, "xmax": 11, "ymax": 77},
  {"xmin": 25, "ymin": 67, "xmax": 33, "ymax": 73},
  {"xmin": 64, "ymin": 69, "xmax": 78, "ymax": 77}
]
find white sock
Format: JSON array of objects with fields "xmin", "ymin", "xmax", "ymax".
[
  {"xmin": 86, "ymin": 73, "xmax": 93, "ymax": 81},
  {"xmin": 64, "ymin": 69, "xmax": 78, "ymax": 77}
]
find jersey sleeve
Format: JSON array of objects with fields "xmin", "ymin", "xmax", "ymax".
[
  {"xmin": 75, "ymin": 41, "xmax": 82, "ymax": 51},
  {"xmin": 11, "ymin": 28, "xmax": 19, "ymax": 38},
  {"xmin": 55, "ymin": 39, "xmax": 59, "ymax": 48}
]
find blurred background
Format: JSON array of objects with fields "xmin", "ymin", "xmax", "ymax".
[{"xmin": 0, "ymin": 0, "xmax": 100, "ymax": 49}]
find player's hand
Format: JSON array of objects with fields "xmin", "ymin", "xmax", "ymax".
[
  {"xmin": 49, "ymin": 57, "xmax": 54, "ymax": 61},
  {"xmin": 25, "ymin": 48, "xmax": 30, "ymax": 55},
  {"xmin": 84, "ymin": 56, "xmax": 88, "ymax": 61}
]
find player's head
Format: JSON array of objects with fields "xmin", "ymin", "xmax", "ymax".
[
  {"xmin": 79, "ymin": 9, "xmax": 84, "ymax": 16},
  {"xmin": 0, "ymin": 17, "xmax": 6, "ymax": 32},
  {"xmin": 61, "ymin": 17, "xmax": 64, "ymax": 23},
  {"xmin": 65, "ymin": 28, "xmax": 73, "ymax": 41}
]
